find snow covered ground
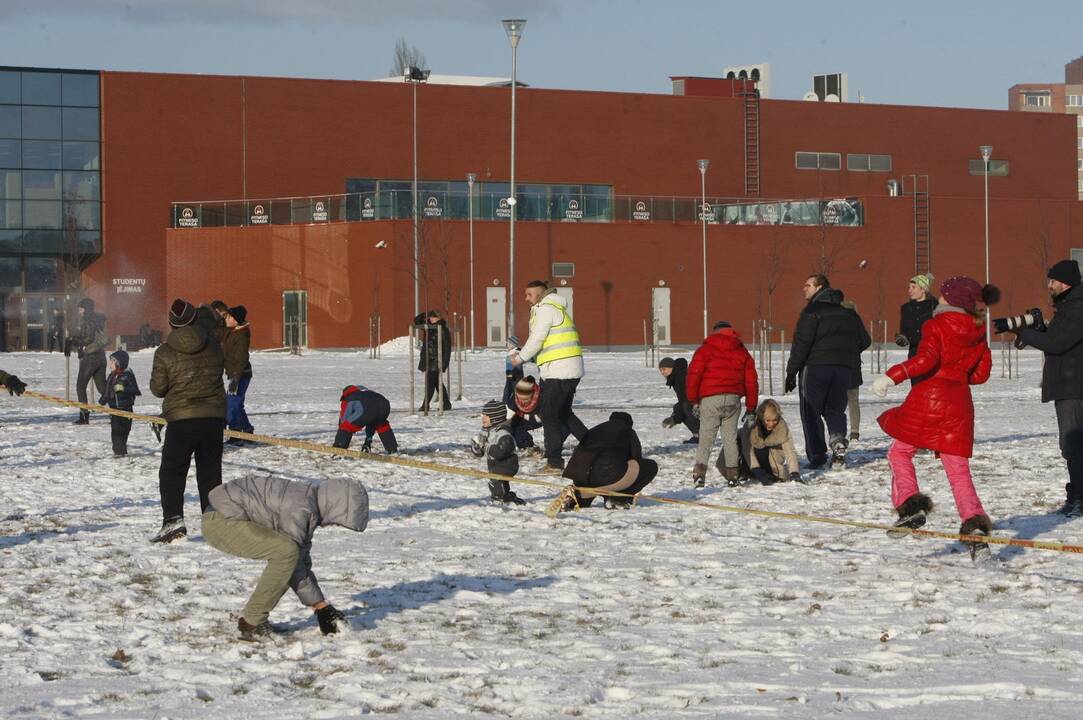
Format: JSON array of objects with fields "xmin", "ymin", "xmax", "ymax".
[{"xmin": 2, "ymin": 344, "xmax": 1083, "ymax": 719}]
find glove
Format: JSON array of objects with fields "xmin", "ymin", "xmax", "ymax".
[
  {"xmin": 741, "ymin": 410, "xmax": 755, "ymax": 426},
  {"xmin": 77, "ymin": 348, "xmax": 84, "ymax": 360},
  {"xmin": 360, "ymin": 437, "xmax": 373, "ymax": 453},
  {"xmin": 469, "ymin": 431, "xmax": 489, "ymax": 457},
  {"xmin": 227, "ymin": 378, "xmax": 239, "ymax": 395},
  {"xmin": 751, "ymin": 467, "xmax": 770, "ymax": 483},
  {"xmin": 690, "ymin": 405, "xmax": 700, "ymax": 419},
  {"xmin": 4, "ymin": 374, "xmax": 26, "ymax": 396},
  {"xmin": 315, "ymin": 604, "xmax": 346, "ymax": 635},
  {"xmin": 788, "ymin": 472, "xmax": 802, "ymax": 483},
  {"xmin": 992, "ymin": 317, "xmax": 1010, "ymax": 334},
  {"xmin": 894, "ymin": 333, "xmax": 909, "ymax": 347},
  {"xmin": 150, "ymin": 422, "xmax": 163, "ymax": 443},
  {"xmin": 871, "ymin": 375, "xmax": 895, "ymax": 397},
  {"xmin": 784, "ymin": 373, "xmax": 797, "ymax": 394},
  {"xmin": 661, "ymin": 417, "xmax": 676, "ymax": 429}
]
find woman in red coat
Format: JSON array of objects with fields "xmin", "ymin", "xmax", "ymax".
[{"xmin": 871, "ymin": 276, "xmax": 999, "ymax": 559}]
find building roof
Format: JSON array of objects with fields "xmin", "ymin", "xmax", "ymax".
[{"xmin": 371, "ymin": 74, "xmax": 524, "ymax": 87}]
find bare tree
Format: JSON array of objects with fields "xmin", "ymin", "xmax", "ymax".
[
  {"xmin": 390, "ymin": 37, "xmax": 428, "ymax": 77},
  {"xmin": 760, "ymin": 229, "xmax": 788, "ymax": 329},
  {"xmin": 1029, "ymin": 199, "xmax": 1052, "ymax": 295}
]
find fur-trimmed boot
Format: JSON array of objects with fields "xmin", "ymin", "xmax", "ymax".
[
  {"xmin": 692, "ymin": 463, "xmax": 707, "ymax": 488},
  {"xmin": 887, "ymin": 492, "xmax": 933, "ymax": 538},
  {"xmin": 960, "ymin": 514, "xmax": 993, "ymax": 563}
]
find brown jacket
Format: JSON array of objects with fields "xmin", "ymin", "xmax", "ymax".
[
  {"xmin": 221, "ymin": 324, "xmax": 252, "ymax": 380},
  {"xmin": 150, "ymin": 325, "xmax": 226, "ymax": 421},
  {"xmin": 746, "ymin": 417, "xmax": 800, "ymax": 476}
]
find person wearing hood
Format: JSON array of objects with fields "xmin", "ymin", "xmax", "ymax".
[
  {"xmin": 658, "ymin": 357, "xmax": 700, "ymax": 443},
  {"xmin": 686, "ymin": 321, "xmax": 759, "ymax": 486},
  {"xmin": 413, "ymin": 309, "xmax": 453, "ymax": 412},
  {"xmin": 551, "ymin": 411, "xmax": 657, "ymax": 514},
  {"xmin": 785, "ymin": 274, "xmax": 867, "ymax": 468},
  {"xmin": 99, "ymin": 350, "xmax": 141, "ymax": 457},
  {"xmin": 202, "ymin": 474, "xmax": 368, "ymax": 638},
  {"xmin": 149, "ymin": 298, "xmax": 227, "ymax": 544},
  {"xmin": 221, "ymin": 305, "xmax": 254, "ymax": 441},
  {"xmin": 872, "ymin": 276, "xmax": 998, "ymax": 562},
  {"xmin": 895, "ymin": 273, "xmax": 938, "ymax": 364},
  {"xmin": 511, "ymin": 280, "xmax": 588, "ymax": 473},
  {"xmin": 68, "ymin": 297, "xmax": 108, "ymax": 425},
  {"xmin": 1007, "ymin": 260, "xmax": 1083, "ymax": 516}
]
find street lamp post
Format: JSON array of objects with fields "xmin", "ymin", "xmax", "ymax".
[
  {"xmin": 502, "ymin": 18, "xmax": 525, "ymax": 338},
  {"xmin": 405, "ymin": 66, "xmax": 430, "ymax": 317},
  {"xmin": 467, "ymin": 172, "xmax": 477, "ymax": 351},
  {"xmin": 698, "ymin": 158, "xmax": 710, "ymax": 338},
  {"xmin": 980, "ymin": 144, "xmax": 993, "ymax": 345}
]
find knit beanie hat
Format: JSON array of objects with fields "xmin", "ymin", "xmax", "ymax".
[
  {"xmin": 77, "ymin": 297, "xmax": 95, "ymax": 311},
  {"xmin": 169, "ymin": 298, "xmax": 197, "ymax": 327},
  {"xmin": 658, "ymin": 357, "xmax": 676, "ymax": 369},
  {"xmin": 228, "ymin": 305, "xmax": 248, "ymax": 324},
  {"xmin": 109, "ymin": 349, "xmax": 129, "ymax": 369},
  {"xmin": 712, "ymin": 320, "xmax": 732, "ymax": 331},
  {"xmin": 939, "ymin": 276, "xmax": 1001, "ymax": 313},
  {"xmin": 482, "ymin": 399, "xmax": 507, "ymax": 425},
  {"xmin": 1047, "ymin": 260, "xmax": 1081, "ymax": 287},
  {"xmin": 910, "ymin": 273, "xmax": 935, "ymax": 292}
]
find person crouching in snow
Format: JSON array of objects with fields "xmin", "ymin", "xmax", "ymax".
[
  {"xmin": 333, "ymin": 385, "xmax": 397, "ymax": 453},
  {"xmin": 741, "ymin": 399, "xmax": 802, "ymax": 484},
  {"xmin": 202, "ymin": 474, "xmax": 366, "ymax": 638},
  {"xmin": 471, "ymin": 399, "xmax": 527, "ymax": 505},
  {"xmin": 100, "ymin": 350, "xmax": 141, "ymax": 457},
  {"xmin": 550, "ymin": 412, "xmax": 658, "ymax": 515},
  {"xmin": 872, "ymin": 276, "xmax": 999, "ymax": 561},
  {"xmin": 658, "ymin": 356, "xmax": 700, "ymax": 444},
  {"xmin": 507, "ymin": 376, "xmax": 544, "ymax": 455}
]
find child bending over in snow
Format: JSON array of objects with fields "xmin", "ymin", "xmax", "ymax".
[
  {"xmin": 202, "ymin": 474, "xmax": 367, "ymax": 639},
  {"xmin": 872, "ymin": 275, "xmax": 998, "ymax": 561},
  {"xmin": 471, "ymin": 400, "xmax": 527, "ymax": 505},
  {"xmin": 332, "ymin": 384, "xmax": 397, "ymax": 453},
  {"xmin": 740, "ymin": 399, "xmax": 802, "ymax": 485}
]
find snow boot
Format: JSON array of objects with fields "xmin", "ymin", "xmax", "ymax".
[
  {"xmin": 960, "ymin": 514, "xmax": 993, "ymax": 563},
  {"xmin": 692, "ymin": 463, "xmax": 707, "ymax": 488},
  {"xmin": 1056, "ymin": 484, "xmax": 1083, "ymax": 517},
  {"xmin": 683, "ymin": 435, "xmax": 699, "ymax": 444},
  {"xmin": 150, "ymin": 516, "xmax": 187, "ymax": 544},
  {"xmin": 604, "ymin": 495, "xmax": 634, "ymax": 510},
  {"xmin": 720, "ymin": 465, "xmax": 743, "ymax": 488},
  {"xmin": 887, "ymin": 493, "xmax": 933, "ymax": 538},
  {"xmin": 849, "ymin": 431, "xmax": 860, "ymax": 442},
  {"xmin": 829, "ymin": 436, "xmax": 848, "ymax": 467},
  {"xmin": 238, "ymin": 617, "xmax": 276, "ymax": 640},
  {"xmin": 73, "ymin": 410, "xmax": 90, "ymax": 425},
  {"xmin": 535, "ymin": 463, "xmax": 564, "ymax": 476}
]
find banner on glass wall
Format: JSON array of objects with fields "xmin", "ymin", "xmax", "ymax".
[
  {"xmin": 250, "ymin": 204, "xmax": 269, "ymax": 225},
  {"xmin": 361, "ymin": 197, "xmax": 375, "ymax": 219},
  {"xmin": 496, "ymin": 198, "xmax": 511, "ymax": 219},
  {"xmin": 632, "ymin": 200, "xmax": 651, "ymax": 221},
  {"xmin": 177, "ymin": 207, "xmax": 199, "ymax": 228},
  {"xmin": 564, "ymin": 199, "xmax": 583, "ymax": 220},
  {"xmin": 423, "ymin": 195, "xmax": 442, "ymax": 218},
  {"xmin": 312, "ymin": 201, "xmax": 329, "ymax": 222}
]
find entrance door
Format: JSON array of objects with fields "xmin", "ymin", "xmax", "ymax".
[
  {"xmin": 486, "ymin": 287, "xmax": 506, "ymax": 347},
  {"xmin": 282, "ymin": 290, "xmax": 308, "ymax": 348},
  {"xmin": 555, "ymin": 287, "xmax": 574, "ymax": 320},
  {"xmin": 652, "ymin": 287, "xmax": 671, "ymax": 346}
]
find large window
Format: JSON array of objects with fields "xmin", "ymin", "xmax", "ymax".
[
  {"xmin": 967, "ymin": 159, "xmax": 1010, "ymax": 176},
  {"xmin": 0, "ymin": 67, "xmax": 101, "ymax": 263},
  {"xmin": 1068, "ymin": 95, "xmax": 1083, "ymax": 107},
  {"xmin": 1023, "ymin": 92, "xmax": 1051, "ymax": 107},
  {"xmin": 795, "ymin": 151, "xmax": 841, "ymax": 170},
  {"xmin": 846, "ymin": 153, "xmax": 892, "ymax": 172}
]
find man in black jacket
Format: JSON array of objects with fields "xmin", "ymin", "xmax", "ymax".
[
  {"xmin": 413, "ymin": 310, "xmax": 452, "ymax": 411},
  {"xmin": 1011, "ymin": 260, "xmax": 1083, "ymax": 515},
  {"xmin": 785, "ymin": 275, "xmax": 871, "ymax": 468},
  {"xmin": 658, "ymin": 357, "xmax": 699, "ymax": 443},
  {"xmin": 895, "ymin": 273, "xmax": 938, "ymax": 365},
  {"xmin": 552, "ymin": 412, "xmax": 658, "ymax": 513}
]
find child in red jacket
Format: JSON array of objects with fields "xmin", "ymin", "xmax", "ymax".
[
  {"xmin": 872, "ymin": 276, "xmax": 998, "ymax": 561},
  {"xmin": 686, "ymin": 321, "xmax": 759, "ymax": 487}
]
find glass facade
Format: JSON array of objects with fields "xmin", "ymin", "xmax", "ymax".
[{"xmin": 0, "ymin": 67, "xmax": 101, "ymax": 294}]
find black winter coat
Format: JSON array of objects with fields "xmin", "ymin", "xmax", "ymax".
[
  {"xmin": 563, "ymin": 415, "xmax": 642, "ymax": 488},
  {"xmin": 1017, "ymin": 283, "xmax": 1083, "ymax": 402},
  {"xmin": 486, "ymin": 424, "xmax": 519, "ymax": 477},
  {"xmin": 101, "ymin": 368, "xmax": 141, "ymax": 410},
  {"xmin": 899, "ymin": 296, "xmax": 938, "ymax": 359},
  {"xmin": 665, "ymin": 358, "xmax": 695, "ymax": 421},
  {"xmin": 786, "ymin": 289, "xmax": 871, "ymax": 376},
  {"xmin": 842, "ymin": 304, "xmax": 869, "ymax": 388},
  {"xmin": 413, "ymin": 313, "xmax": 452, "ymax": 372}
]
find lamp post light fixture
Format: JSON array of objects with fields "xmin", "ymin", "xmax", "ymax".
[
  {"xmin": 467, "ymin": 172, "xmax": 477, "ymax": 351},
  {"xmin": 502, "ymin": 18, "xmax": 525, "ymax": 337},
  {"xmin": 405, "ymin": 65, "xmax": 430, "ymax": 317},
  {"xmin": 980, "ymin": 144, "xmax": 993, "ymax": 345},
  {"xmin": 698, "ymin": 158, "xmax": 710, "ymax": 338}
]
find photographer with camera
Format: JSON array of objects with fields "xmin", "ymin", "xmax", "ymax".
[{"xmin": 1000, "ymin": 260, "xmax": 1083, "ymax": 516}]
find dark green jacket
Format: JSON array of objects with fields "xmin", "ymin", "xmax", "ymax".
[
  {"xmin": 72, "ymin": 311, "xmax": 108, "ymax": 355},
  {"xmin": 150, "ymin": 325, "xmax": 226, "ymax": 421},
  {"xmin": 222, "ymin": 324, "xmax": 252, "ymax": 380}
]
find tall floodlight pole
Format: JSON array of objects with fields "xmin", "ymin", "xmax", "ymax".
[
  {"xmin": 405, "ymin": 66, "xmax": 430, "ymax": 316},
  {"xmin": 980, "ymin": 144, "xmax": 993, "ymax": 345},
  {"xmin": 467, "ymin": 172, "xmax": 477, "ymax": 351},
  {"xmin": 502, "ymin": 18, "xmax": 526, "ymax": 337},
  {"xmin": 698, "ymin": 158, "xmax": 710, "ymax": 338}
]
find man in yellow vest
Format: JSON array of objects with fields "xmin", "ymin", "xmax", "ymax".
[{"xmin": 512, "ymin": 280, "xmax": 588, "ymax": 473}]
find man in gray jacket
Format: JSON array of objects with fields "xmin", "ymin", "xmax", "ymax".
[{"xmin": 203, "ymin": 474, "xmax": 369, "ymax": 639}]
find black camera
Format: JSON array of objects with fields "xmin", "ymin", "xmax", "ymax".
[{"xmin": 992, "ymin": 308, "xmax": 1045, "ymax": 334}]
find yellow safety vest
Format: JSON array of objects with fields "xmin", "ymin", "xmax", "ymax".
[{"xmin": 533, "ymin": 295, "xmax": 583, "ymax": 365}]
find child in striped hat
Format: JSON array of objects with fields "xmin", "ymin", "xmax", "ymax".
[{"xmin": 475, "ymin": 399, "xmax": 526, "ymax": 505}]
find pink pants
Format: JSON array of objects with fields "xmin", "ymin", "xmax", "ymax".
[{"xmin": 887, "ymin": 440, "xmax": 986, "ymax": 521}]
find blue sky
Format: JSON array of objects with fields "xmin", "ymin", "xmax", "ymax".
[{"xmin": 1, "ymin": 0, "xmax": 1080, "ymax": 109}]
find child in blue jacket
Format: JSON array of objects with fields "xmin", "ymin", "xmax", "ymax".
[{"xmin": 100, "ymin": 350, "xmax": 141, "ymax": 457}]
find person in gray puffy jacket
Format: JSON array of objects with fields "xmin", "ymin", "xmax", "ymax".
[{"xmin": 202, "ymin": 474, "xmax": 369, "ymax": 639}]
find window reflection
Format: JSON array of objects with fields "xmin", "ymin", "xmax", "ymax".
[{"xmin": 21, "ymin": 72, "xmax": 61, "ymax": 106}]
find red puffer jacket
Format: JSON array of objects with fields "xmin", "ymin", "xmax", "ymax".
[
  {"xmin": 877, "ymin": 309, "xmax": 991, "ymax": 457},
  {"xmin": 686, "ymin": 330, "xmax": 759, "ymax": 410}
]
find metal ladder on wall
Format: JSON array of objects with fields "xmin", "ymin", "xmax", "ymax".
[
  {"xmin": 741, "ymin": 90, "xmax": 761, "ymax": 196},
  {"xmin": 902, "ymin": 174, "xmax": 932, "ymax": 274}
]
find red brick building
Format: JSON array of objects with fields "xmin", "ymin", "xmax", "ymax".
[{"xmin": 2, "ymin": 67, "xmax": 1081, "ymax": 350}]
